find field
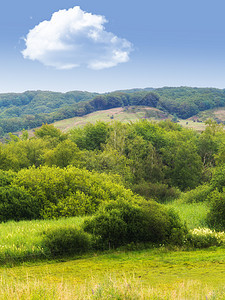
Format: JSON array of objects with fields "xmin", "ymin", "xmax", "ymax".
[
  {"xmin": 0, "ymin": 201, "xmax": 224, "ymax": 299},
  {"xmin": 53, "ymin": 107, "xmax": 213, "ymax": 133},
  {"xmin": 0, "ymin": 201, "xmax": 209, "ymax": 265},
  {"xmin": 22, "ymin": 106, "xmax": 213, "ymax": 138},
  {"xmin": 0, "ymin": 248, "xmax": 225, "ymax": 299},
  {"xmin": 53, "ymin": 106, "xmax": 170, "ymax": 132}
]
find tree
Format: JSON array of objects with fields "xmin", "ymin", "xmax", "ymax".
[
  {"xmin": 171, "ymin": 142, "xmax": 203, "ymax": 190},
  {"xmin": 70, "ymin": 121, "xmax": 110, "ymax": 150},
  {"xmin": 44, "ymin": 140, "xmax": 83, "ymax": 168}
]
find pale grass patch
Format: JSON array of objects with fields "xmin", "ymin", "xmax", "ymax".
[{"xmin": 0, "ymin": 275, "xmax": 224, "ymax": 300}]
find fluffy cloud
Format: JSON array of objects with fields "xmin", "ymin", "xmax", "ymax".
[{"xmin": 22, "ymin": 6, "xmax": 132, "ymax": 70}]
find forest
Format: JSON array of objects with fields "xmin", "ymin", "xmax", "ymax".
[
  {"xmin": 1, "ymin": 87, "xmax": 225, "ymax": 135},
  {"xmin": 0, "ymin": 119, "xmax": 225, "ymax": 250}
]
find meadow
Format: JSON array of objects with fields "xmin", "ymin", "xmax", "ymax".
[
  {"xmin": 0, "ymin": 200, "xmax": 209, "ymax": 265},
  {"xmin": 0, "ymin": 200, "xmax": 224, "ymax": 299},
  {"xmin": 0, "ymin": 246, "xmax": 225, "ymax": 299}
]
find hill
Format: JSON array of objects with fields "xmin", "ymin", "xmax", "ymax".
[
  {"xmin": 1, "ymin": 86, "xmax": 225, "ymax": 136},
  {"xmin": 53, "ymin": 106, "xmax": 171, "ymax": 132}
]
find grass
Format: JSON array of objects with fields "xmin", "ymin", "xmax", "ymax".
[
  {"xmin": 0, "ymin": 201, "xmax": 224, "ymax": 298},
  {"xmin": 0, "ymin": 217, "xmax": 85, "ymax": 265},
  {"xmin": 166, "ymin": 200, "xmax": 209, "ymax": 229},
  {"xmin": 52, "ymin": 106, "xmax": 170, "ymax": 132},
  {"xmin": 177, "ymin": 119, "xmax": 206, "ymax": 132},
  {"xmin": 0, "ymin": 247, "xmax": 225, "ymax": 299},
  {"xmin": 0, "ymin": 196, "xmax": 223, "ymax": 299},
  {"xmin": 0, "ymin": 199, "xmax": 214, "ymax": 265}
]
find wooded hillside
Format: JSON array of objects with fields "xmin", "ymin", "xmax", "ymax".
[{"xmin": 1, "ymin": 87, "xmax": 225, "ymax": 135}]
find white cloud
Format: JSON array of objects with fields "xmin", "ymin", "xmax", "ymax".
[{"xmin": 22, "ymin": 6, "xmax": 132, "ymax": 70}]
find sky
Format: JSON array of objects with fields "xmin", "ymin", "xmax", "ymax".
[{"xmin": 1, "ymin": 0, "xmax": 225, "ymax": 93}]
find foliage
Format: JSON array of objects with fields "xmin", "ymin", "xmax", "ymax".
[
  {"xmin": 44, "ymin": 139, "xmax": 82, "ymax": 168},
  {"xmin": 0, "ymin": 185, "xmax": 40, "ymax": 222},
  {"xmin": 210, "ymin": 164, "xmax": 225, "ymax": 191},
  {"xmin": 83, "ymin": 199, "xmax": 187, "ymax": 248},
  {"xmin": 41, "ymin": 227, "xmax": 92, "ymax": 256},
  {"xmin": 133, "ymin": 181, "xmax": 180, "ymax": 203},
  {"xmin": 207, "ymin": 189, "xmax": 225, "ymax": 230},
  {"xmin": 11, "ymin": 165, "xmax": 142, "ymax": 219},
  {"xmin": 180, "ymin": 184, "xmax": 213, "ymax": 203},
  {"xmin": 70, "ymin": 121, "xmax": 110, "ymax": 150}
]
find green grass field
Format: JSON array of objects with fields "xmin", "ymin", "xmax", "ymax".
[
  {"xmin": 0, "ymin": 247, "xmax": 225, "ymax": 299},
  {"xmin": 0, "ymin": 217, "xmax": 85, "ymax": 265},
  {"xmin": 0, "ymin": 200, "xmax": 224, "ymax": 299}
]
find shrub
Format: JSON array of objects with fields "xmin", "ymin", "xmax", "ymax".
[
  {"xmin": 83, "ymin": 199, "xmax": 187, "ymax": 248},
  {"xmin": 207, "ymin": 190, "xmax": 225, "ymax": 230},
  {"xmin": 133, "ymin": 181, "xmax": 180, "ymax": 203},
  {"xmin": 210, "ymin": 164, "xmax": 225, "ymax": 191},
  {"xmin": 0, "ymin": 170, "xmax": 15, "ymax": 187},
  {"xmin": 0, "ymin": 185, "xmax": 40, "ymax": 222},
  {"xmin": 180, "ymin": 184, "xmax": 212, "ymax": 203},
  {"xmin": 12, "ymin": 165, "xmax": 143, "ymax": 219},
  {"xmin": 41, "ymin": 227, "xmax": 92, "ymax": 256},
  {"xmin": 166, "ymin": 208, "xmax": 188, "ymax": 245},
  {"xmin": 187, "ymin": 228, "xmax": 224, "ymax": 248}
]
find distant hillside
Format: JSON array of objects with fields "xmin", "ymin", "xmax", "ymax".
[
  {"xmin": 53, "ymin": 106, "xmax": 171, "ymax": 132},
  {"xmin": 1, "ymin": 86, "xmax": 225, "ymax": 136},
  {"xmin": 154, "ymin": 86, "xmax": 225, "ymax": 119},
  {"xmin": 0, "ymin": 90, "xmax": 98, "ymax": 118}
]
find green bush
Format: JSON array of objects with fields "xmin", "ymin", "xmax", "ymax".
[
  {"xmin": 0, "ymin": 185, "xmax": 40, "ymax": 222},
  {"xmin": 133, "ymin": 181, "xmax": 180, "ymax": 203},
  {"xmin": 210, "ymin": 164, "xmax": 225, "ymax": 191},
  {"xmin": 207, "ymin": 190, "xmax": 225, "ymax": 230},
  {"xmin": 0, "ymin": 170, "xmax": 15, "ymax": 187},
  {"xmin": 186, "ymin": 228, "xmax": 224, "ymax": 248},
  {"xmin": 12, "ymin": 165, "xmax": 143, "ymax": 219},
  {"xmin": 41, "ymin": 227, "xmax": 92, "ymax": 256},
  {"xmin": 83, "ymin": 199, "xmax": 187, "ymax": 248},
  {"xmin": 180, "ymin": 184, "xmax": 212, "ymax": 203}
]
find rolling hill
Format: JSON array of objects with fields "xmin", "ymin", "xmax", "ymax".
[{"xmin": 2, "ymin": 86, "xmax": 225, "ymax": 136}]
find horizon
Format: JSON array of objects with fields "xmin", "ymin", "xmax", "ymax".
[{"xmin": 1, "ymin": 85, "xmax": 225, "ymax": 95}]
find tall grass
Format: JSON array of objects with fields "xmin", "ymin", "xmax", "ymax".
[
  {"xmin": 0, "ymin": 217, "xmax": 85, "ymax": 264},
  {"xmin": 166, "ymin": 200, "xmax": 209, "ymax": 229},
  {"xmin": 0, "ymin": 273, "xmax": 224, "ymax": 299}
]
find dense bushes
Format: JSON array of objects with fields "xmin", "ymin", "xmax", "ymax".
[
  {"xmin": 83, "ymin": 200, "xmax": 187, "ymax": 248},
  {"xmin": 42, "ymin": 227, "xmax": 92, "ymax": 256},
  {"xmin": 180, "ymin": 184, "xmax": 212, "ymax": 203},
  {"xmin": 133, "ymin": 181, "xmax": 180, "ymax": 203},
  {"xmin": 206, "ymin": 190, "xmax": 225, "ymax": 230},
  {"xmin": 0, "ymin": 165, "xmax": 142, "ymax": 221},
  {"xmin": 0, "ymin": 186, "xmax": 39, "ymax": 222}
]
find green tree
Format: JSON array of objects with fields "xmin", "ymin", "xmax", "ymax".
[
  {"xmin": 70, "ymin": 121, "xmax": 110, "ymax": 150},
  {"xmin": 171, "ymin": 142, "xmax": 203, "ymax": 190},
  {"xmin": 44, "ymin": 140, "xmax": 83, "ymax": 168}
]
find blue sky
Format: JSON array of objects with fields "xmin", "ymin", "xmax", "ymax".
[{"xmin": 1, "ymin": 0, "xmax": 225, "ymax": 93}]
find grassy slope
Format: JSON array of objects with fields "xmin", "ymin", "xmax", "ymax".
[
  {"xmin": 190, "ymin": 107, "xmax": 225, "ymax": 123},
  {"xmin": 53, "ymin": 106, "xmax": 170, "ymax": 132},
  {"xmin": 51, "ymin": 106, "xmax": 207, "ymax": 133}
]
